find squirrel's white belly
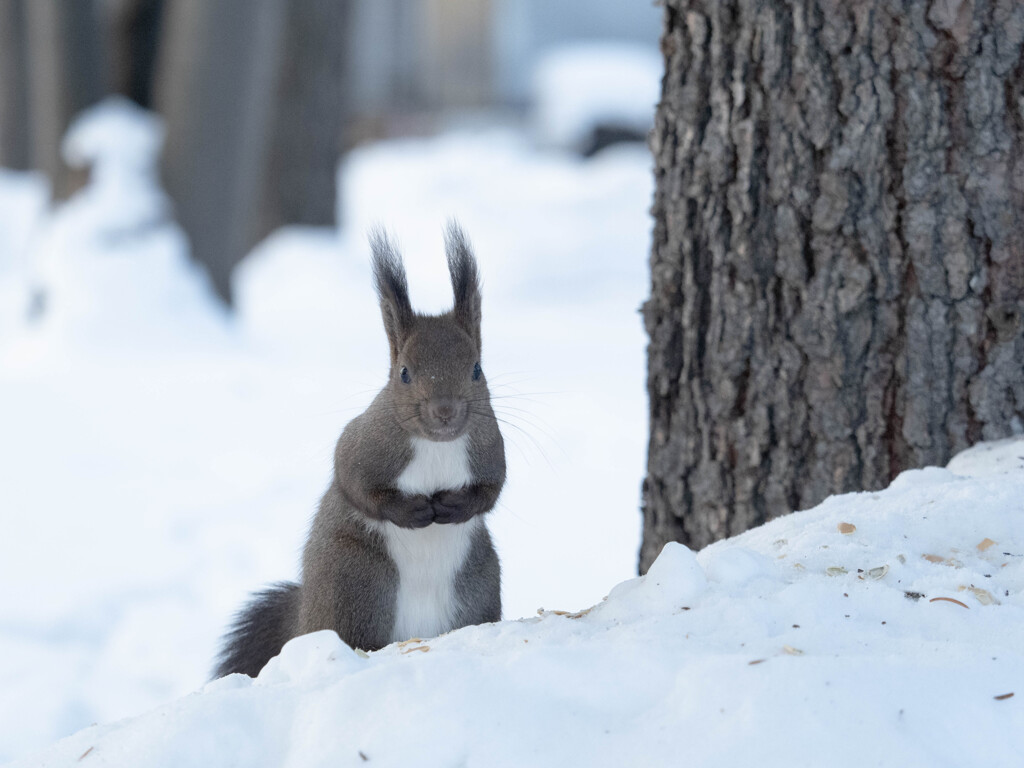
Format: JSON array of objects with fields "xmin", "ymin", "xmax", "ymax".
[
  {"xmin": 386, "ymin": 435, "xmax": 476, "ymax": 642},
  {"xmin": 395, "ymin": 434, "xmax": 472, "ymax": 496}
]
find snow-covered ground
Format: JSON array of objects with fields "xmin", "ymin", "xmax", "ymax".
[
  {"xmin": 0, "ymin": 100, "xmax": 651, "ymax": 762},
  {"xmin": 10, "ymin": 438, "xmax": 1024, "ymax": 767}
]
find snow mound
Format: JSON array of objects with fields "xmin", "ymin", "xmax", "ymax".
[
  {"xmin": 254, "ymin": 630, "xmax": 364, "ymax": 687},
  {"xmin": 596, "ymin": 541, "xmax": 706, "ymax": 623},
  {"xmin": 4, "ymin": 97, "xmax": 227, "ymax": 361},
  {"xmin": 62, "ymin": 95, "xmax": 164, "ymax": 174},
  {"xmin": 946, "ymin": 435, "xmax": 1024, "ymax": 478},
  {"xmin": 15, "ymin": 437, "xmax": 1024, "ymax": 768}
]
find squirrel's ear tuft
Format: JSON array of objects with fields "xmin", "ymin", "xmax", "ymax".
[
  {"xmin": 370, "ymin": 228, "xmax": 413, "ymax": 362},
  {"xmin": 444, "ymin": 221, "xmax": 482, "ymax": 348}
]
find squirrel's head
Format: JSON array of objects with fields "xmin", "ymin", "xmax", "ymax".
[{"xmin": 371, "ymin": 223, "xmax": 489, "ymax": 442}]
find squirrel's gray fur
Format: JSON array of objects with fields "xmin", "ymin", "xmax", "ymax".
[{"xmin": 214, "ymin": 223, "xmax": 505, "ymax": 679}]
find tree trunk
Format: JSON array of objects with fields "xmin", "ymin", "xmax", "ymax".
[
  {"xmin": 104, "ymin": 0, "xmax": 164, "ymax": 108},
  {"xmin": 155, "ymin": 0, "xmax": 350, "ymax": 304},
  {"xmin": 641, "ymin": 0, "xmax": 1024, "ymax": 572},
  {"xmin": 25, "ymin": 0, "xmax": 105, "ymax": 197},
  {"xmin": 0, "ymin": 0, "xmax": 32, "ymax": 170},
  {"xmin": 155, "ymin": 0, "xmax": 288, "ymax": 304},
  {"xmin": 0, "ymin": 0, "xmax": 104, "ymax": 194},
  {"xmin": 257, "ymin": 0, "xmax": 350, "ymax": 240}
]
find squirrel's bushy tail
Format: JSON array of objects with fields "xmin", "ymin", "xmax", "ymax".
[{"xmin": 212, "ymin": 582, "xmax": 300, "ymax": 679}]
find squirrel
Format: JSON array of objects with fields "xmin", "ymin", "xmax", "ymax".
[{"xmin": 213, "ymin": 223, "xmax": 505, "ymax": 678}]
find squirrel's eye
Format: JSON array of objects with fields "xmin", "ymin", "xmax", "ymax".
[
  {"xmin": 472, "ymin": 362, "xmax": 482, "ymax": 381},
  {"xmin": 400, "ymin": 367, "xmax": 412, "ymax": 384}
]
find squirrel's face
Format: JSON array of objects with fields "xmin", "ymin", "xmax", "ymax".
[
  {"xmin": 388, "ymin": 315, "xmax": 487, "ymax": 442},
  {"xmin": 371, "ymin": 223, "xmax": 488, "ymax": 442}
]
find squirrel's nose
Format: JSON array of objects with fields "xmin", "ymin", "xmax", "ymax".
[{"xmin": 429, "ymin": 401, "xmax": 458, "ymax": 424}]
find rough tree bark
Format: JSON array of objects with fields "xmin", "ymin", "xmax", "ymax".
[{"xmin": 641, "ymin": 0, "xmax": 1024, "ymax": 571}]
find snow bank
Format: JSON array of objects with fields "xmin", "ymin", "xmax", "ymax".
[{"xmin": 13, "ymin": 438, "xmax": 1024, "ymax": 768}]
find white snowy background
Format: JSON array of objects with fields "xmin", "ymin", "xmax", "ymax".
[{"xmin": 2, "ymin": 48, "xmax": 1023, "ymax": 768}]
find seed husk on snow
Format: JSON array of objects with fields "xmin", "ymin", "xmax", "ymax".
[
  {"xmin": 929, "ymin": 597, "xmax": 969, "ymax": 609},
  {"xmin": 964, "ymin": 586, "xmax": 998, "ymax": 606}
]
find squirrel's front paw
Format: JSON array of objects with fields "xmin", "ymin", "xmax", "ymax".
[
  {"xmin": 430, "ymin": 489, "xmax": 479, "ymax": 525},
  {"xmin": 385, "ymin": 495, "xmax": 435, "ymax": 529}
]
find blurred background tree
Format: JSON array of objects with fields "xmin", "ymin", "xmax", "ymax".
[
  {"xmin": 641, "ymin": 0, "xmax": 1024, "ymax": 571},
  {"xmin": 154, "ymin": 0, "xmax": 351, "ymax": 301},
  {"xmin": 0, "ymin": 0, "xmax": 658, "ymax": 302},
  {"xmin": 0, "ymin": 0, "xmax": 104, "ymax": 195}
]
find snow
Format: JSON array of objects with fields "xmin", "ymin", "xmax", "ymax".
[
  {"xmin": 5, "ymin": 97, "xmax": 227, "ymax": 360},
  {"xmin": 3, "ymin": 96, "xmax": 1022, "ymax": 767},
  {"xmin": 531, "ymin": 43, "xmax": 662, "ymax": 151},
  {"xmin": 9, "ymin": 438, "xmax": 1024, "ymax": 767},
  {"xmin": 0, "ymin": 168, "xmax": 48, "ymax": 338}
]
